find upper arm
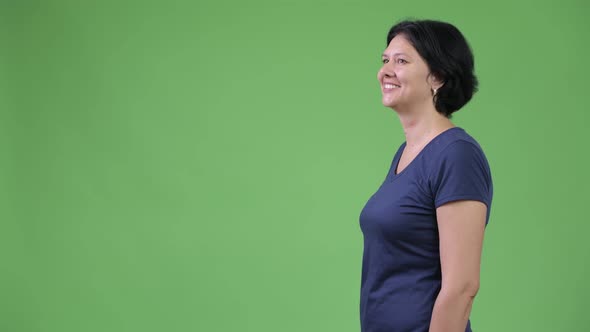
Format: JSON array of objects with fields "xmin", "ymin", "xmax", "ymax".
[
  {"xmin": 429, "ymin": 140, "xmax": 493, "ymax": 225},
  {"xmin": 429, "ymin": 139, "xmax": 493, "ymax": 294},
  {"xmin": 436, "ymin": 200, "xmax": 486, "ymax": 295}
]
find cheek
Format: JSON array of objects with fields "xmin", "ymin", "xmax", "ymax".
[
  {"xmin": 397, "ymin": 70, "xmax": 416, "ymax": 87},
  {"xmin": 395, "ymin": 69, "xmax": 406, "ymax": 81}
]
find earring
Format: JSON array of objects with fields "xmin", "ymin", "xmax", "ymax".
[{"xmin": 433, "ymin": 88, "xmax": 438, "ymax": 96}]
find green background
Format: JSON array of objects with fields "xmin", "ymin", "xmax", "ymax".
[{"xmin": 2, "ymin": 0, "xmax": 588, "ymax": 331}]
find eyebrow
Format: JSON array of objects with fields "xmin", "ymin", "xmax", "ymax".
[{"xmin": 382, "ymin": 52, "xmax": 409, "ymax": 57}]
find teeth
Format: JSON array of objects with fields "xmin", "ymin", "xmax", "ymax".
[{"xmin": 384, "ymin": 84, "xmax": 400, "ymax": 89}]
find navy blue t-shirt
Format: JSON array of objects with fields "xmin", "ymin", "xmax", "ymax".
[{"xmin": 359, "ymin": 127, "xmax": 493, "ymax": 332}]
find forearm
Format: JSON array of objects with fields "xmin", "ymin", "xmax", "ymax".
[{"xmin": 428, "ymin": 288, "xmax": 476, "ymax": 332}]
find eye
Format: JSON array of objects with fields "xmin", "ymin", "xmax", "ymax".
[
  {"xmin": 382, "ymin": 58, "xmax": 389, "ymax": 64},
  {"xmin": 396, "ymin": 58, "xmax": 408, "ymax": 64}
]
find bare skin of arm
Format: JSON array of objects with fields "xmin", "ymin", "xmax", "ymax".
[{"xmin": 429, "ymin": 200, "xmax": 487, "ymax": 332}]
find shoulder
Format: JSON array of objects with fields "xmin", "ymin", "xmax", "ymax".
[
  {"xmin": 439, "ymin": 127, "xmax": 484, "ymax": 152},
  {"xmin": 438, "ymin": 139, "xmax": 487, "ymax": 166},
  {"xmin": 428, "ymin": 130, "xmax": 493, "ymax": 208},
  {"xmin": 425, "ymin": 128, "xmax": 490, "ymax": 173}
]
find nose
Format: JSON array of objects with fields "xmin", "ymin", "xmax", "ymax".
[
  {"xmin": 379, "ymin": 61, "xmax": 395, "ymax": 77},
  {"xmin": 379, "ymin": 66, "xmax": 395, "ymax": 79}
]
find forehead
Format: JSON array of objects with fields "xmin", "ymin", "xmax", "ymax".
[{"xmin": 383, "ymin": 34, "xmax": 418, "ymax": 56}]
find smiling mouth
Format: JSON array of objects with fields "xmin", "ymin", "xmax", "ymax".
[{"xmin": 383, "ymin": 83, "xmax": 401, "ymax": 89}]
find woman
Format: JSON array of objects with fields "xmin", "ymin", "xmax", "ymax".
[{"xmin": 359, "ymin": 20, "xmax": 493, "ymax": 332}]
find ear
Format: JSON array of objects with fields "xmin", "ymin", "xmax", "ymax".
[{"xmin": 429, "ymin": 73, "xmax": 445, "ymax": 91}]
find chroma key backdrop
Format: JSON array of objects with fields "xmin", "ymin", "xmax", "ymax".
[{"xmin": 1, "ymin": 0, "xmax": 588, "ymax": 331}]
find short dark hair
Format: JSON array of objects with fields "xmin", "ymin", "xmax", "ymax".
[{"xmin": 387, "ymin": 19, "xmax": 478, "ymax": 117}]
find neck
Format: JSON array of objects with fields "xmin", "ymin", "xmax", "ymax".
[{"xmin": 395, "ymin": 104, "xmax": 454, "ymax": 148}]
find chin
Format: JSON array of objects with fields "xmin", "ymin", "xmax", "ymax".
[{"xmin": 382, "ymin": 98, "xmax": 398, "ymax": 108}]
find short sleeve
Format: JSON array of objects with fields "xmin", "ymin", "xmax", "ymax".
[{"xmin": 429, "ymin": 140, "xmax": 493, "ymax": 218}]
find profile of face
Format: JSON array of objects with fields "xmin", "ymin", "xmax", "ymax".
[{"xmin": 378, "ymin": 34, "xmax": 441, "ymax": 111}]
